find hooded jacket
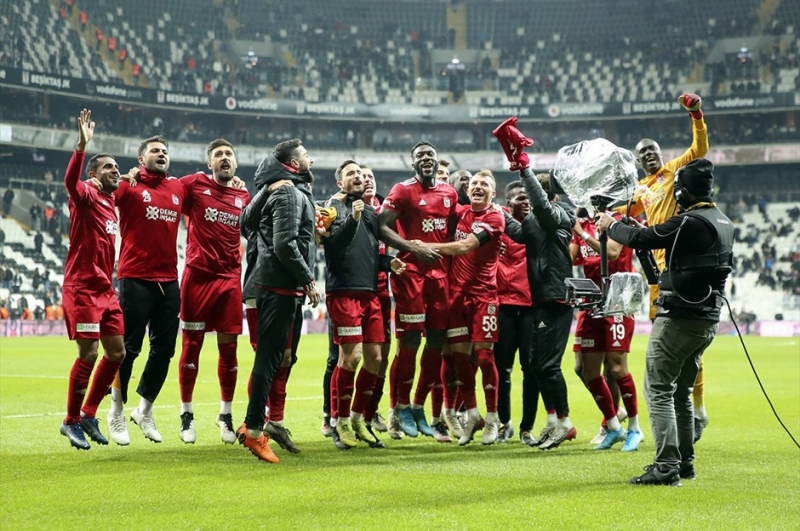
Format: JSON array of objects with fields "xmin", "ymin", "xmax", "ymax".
[
  {"xmin": 240, "ymin": 155, "xmax": 316, "ymax": 293},
  {"xmin": 503, "ymin": 168, "xmax": 576, "ymax": 306}
]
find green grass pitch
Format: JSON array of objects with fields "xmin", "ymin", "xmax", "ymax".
[{"xmin": 1, "ymin": 333, "xmax": 798, "ymax": 530}]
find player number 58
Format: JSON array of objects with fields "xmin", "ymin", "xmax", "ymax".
[{"xmin": 482, "ymin": 316, "xmax": 498, "ymax": 332}]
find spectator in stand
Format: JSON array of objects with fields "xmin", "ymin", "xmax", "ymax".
[
  {"xmin": 0, "ymin": 300, "xmax": 9, "ymax": 319},
  {"xmin": 3, "ymin": 187, "xmax": 14, "ymax": 217},
  {"xmin": 3, "ymin": 267, "xmax": 13, "ymax": 289},
  {"xmin": 34, "ymin": 232, "xmax": 44, "ymax": 254},
  {"xmin": 0, "ymin": 227, "xmax": 5, "ymax": 256},
  {"xmin": 30, "ymin": 204, "xmax": 42, "ymax": 231}
]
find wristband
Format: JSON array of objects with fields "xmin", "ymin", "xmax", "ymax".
[{"xmin": 579, "ymin": 231, "xmax": 590, "ymax": 241}]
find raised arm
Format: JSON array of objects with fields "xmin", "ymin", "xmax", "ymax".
[{"xmin": 64, "ymin": 109, "xmax": 95, "ymax": 200}]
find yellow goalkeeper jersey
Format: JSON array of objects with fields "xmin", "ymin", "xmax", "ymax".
[{"xmin": 622, "ymin": 118, "xmax": 708, "ymax": 269}]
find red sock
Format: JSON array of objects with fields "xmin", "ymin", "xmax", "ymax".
[
  {"xmin": 452, "ymin": 352, "xmax": 477, "ymax": 410},
  {"xmin": 587, "ymin": 375, "xmax": 617, "ymax": 421},
  {"xmin": 616, "ymin": 372, "xmax": 639, "ymax": 418},
  {"xmin": 330, "ymin": 366, "xmax": 340, "ymax": 419},
  {"xmin": 365, "ymin": 376, "xmax": 385, "ymax": 421},
  {"xmin": 352, "ymin": 368, "xmax": 378, "ymax": 417},
  {"xmin": 431, "ymin": 384, "xmax": 443, "ymax": 420},
  {"xmin": 336, "ymin": 367, "xmax": 356, "ymax": 418},
  {"xmin": 246, "ymin": 308, "xmax": 258, "ymax": 351},
  {"xmin": 267, "ymin": 367, "xmax": 289, "ymax": 423},
  {"xmin": 65, "ymin": 358, "xmax": 93, "ymax": 424},
  {"xmin": 476, "ymin": 348, "xmax": 499, "ymax": 413},
  {"xmin": 179, "ymin": 330, "xmax": 204, "ymax": 403},
  {"xmin": 389, "ymin": 355, "xmax": 399, "ymax": 409},
  {"xmin": 81, "ymin": 356, "xmax": 120, "ymax": 418},
  {"xmin": 394, "ymin": 343, "xmax": 418, "ymax": 406},
  {"xmin": 217, "ymin": 341, "xmax": 238, "ymax": 403},
  {"xmin": 413, "ymin": 346, "xmax": 441, "ymax": 407}
]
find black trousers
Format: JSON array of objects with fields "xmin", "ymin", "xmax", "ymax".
[
  {"xmin": 495, "ymin": 304, "xmax": 539, "ymax": 431},
  {"xmin": 322, "ymin": 319, "xmax": 338, "ymax": 418},
  {"xmin": 117, "ymin": 278, "xmax": 180, "ymax": 404},
  {"xmin": 245, "ymin": 288, "xmax": 302, "ymax": 430},
  {"xmin": 531, "ymin": 301, "xmax": 574, "ymax": 416}
]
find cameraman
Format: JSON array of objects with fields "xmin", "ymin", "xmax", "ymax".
[{"xmin": 597, "ymin": 159, "xmax": 734, "ymax": 486}]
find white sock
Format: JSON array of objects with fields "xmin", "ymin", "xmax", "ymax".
[
  {"xmin": 410, "ymin": 403, "xmax": 423, "ymax": 410},
  {"xmin": 559, "ymin": 416, "xmax": 573, "ymax": 430},
  {"xmin": 270, "ymin": 419, "xmax": 284, "ymax": 427},
  {"xmin": 616, "ymin": 407, "xmax": 628, "ymax": 421},
  {"xmin": 351, "ymin": 412, "xmax": 364, "ymax": 422},
  {"xmin": 109, "ymin": 388, "xmax": 124, "ymax": 415},
  {"xmin": 220, "ymin": 401, "xmax": 232, "ymax": 415},
  {"xmin": 694, "ymin": 406, "xmax": 707, "ymax": 419},
  {"xmin": 607, "ymin": 416, "xmax": 621, "ymax": 431},
  {"xmin": 247, "ymin": 428, "xmax": 261, "ymax": 439},
  {"xmin": 444, "ymin": 408, "xmax": 455, "ymax": 417},
  {"xmin": 330, "ymin": 417, "xmax": 338, "ymax": 428},
  {"xmin": 138, "ymin": 397, "xmax": 153, "ymax": 416},
  {"xmin": 396, "ymin": 403, "xmax": 409, "ymax": 410},
  {"xmin": 628, "ymin": 415, "xmax": 640, "ymax": 432},
  {"xmin": 485, "ymin": 411, "xmax": 498, "ymax": 423},
  {"xmin": 180, "ymin": 402, "xmax": 193, "ymax": 414},
  {"xmin": 340, "ymin": 416, "xmax": 351, "ymax": 424},
  {"xmin": 546, "ymin": 413, "xmax": 558, "ymax": 427}
]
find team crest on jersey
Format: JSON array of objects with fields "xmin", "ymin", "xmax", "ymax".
[
  {"xmin": 444, "ymin": 198, "xmax": 451, "ymax": 208},
  {"xmin": 172, "ymin": 194, "xmax": 180, "ymax": 205},
  {"xmin": 141, "ymin": 190, "xmax": 151, "ymax": 203},
  {"xmin": 656, "ymin": 173, "xmax": 665, "ymax": 184},
  {"xmin": 487, "ymin": 304, "xmax": 496, "ymax": 315},
  {"xmin": 234, "ymin": 197, "xmax": 243, "ymax": 208}
]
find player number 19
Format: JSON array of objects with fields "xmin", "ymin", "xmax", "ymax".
[
  {"xmin": 609, "ymin": 323, "xmax": 626, "ymax": 340},
  {"xmin": 482, "ymin": 316, "xmax": 497, "ymax": 333}
]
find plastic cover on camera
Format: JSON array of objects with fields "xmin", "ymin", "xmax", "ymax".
[
  {"xmin": 552, "ymin": 138, "xmax": 639, "ymax": 213},
  {"xmin": 604, "ymin": 272, "xmax": 644, "ymax": 316}
]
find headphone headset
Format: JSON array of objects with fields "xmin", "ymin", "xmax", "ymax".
[{"xmin": 673, "ymin": 169, "xmax": 689, "ymax": 206}]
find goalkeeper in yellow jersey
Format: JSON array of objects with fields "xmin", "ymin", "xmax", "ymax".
[{"xmin": 623, "ymin": 93, "xmax": 710, "ymax": 442}]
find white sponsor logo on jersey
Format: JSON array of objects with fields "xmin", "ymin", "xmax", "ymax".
[
  {"xmin": 76, "ymin": 323, "xmax": 100, "ymax": 333},
  {"xmin": 181, "ymin": 321, "xmax": 206, "ymax": 331},
  {"xmin": 421, "ymin": 218, "xmax": 447, "ymax": 233},
  {"xmin": 105, "ymin": 219, "xmax": 118, "ymax": 234},
  {"xmin": 204, "ymin": 207, "xmax": 239, "ymax": 227},
  {"xmin": 145, "ymin": 205, "xmax": 178, "ymax": 222},
  {"xmin": 337, "ymin": 326, "xmax": 362, "ymax": 336}
]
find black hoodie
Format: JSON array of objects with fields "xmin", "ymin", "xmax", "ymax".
[{"xmin": 240, "ymin": 155, "xmax": 316, "ymax": 294}]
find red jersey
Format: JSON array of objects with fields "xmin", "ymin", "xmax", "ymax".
[
  {"xmin": 497, "ymin": 211, "xmax": 531, "ymax": 306},
  {"xmin": 62, "ymin": 151, "xmax": 117, "ymax": 289},
  {"xmin": 114, "ymin": 167, "xmax": 186, "ymax": 282},
  {"xmin": 572, "ymin": 212, "xmax": 634, "ymax": 284},
  {"xmin": 450, "ymin": 205, "xmax": 505, "ymax": 295},
  {"xmin": 382, "ymin": 177, "xmax": 457, "ymax": 279},
  {"xmin": 182, "ymin": 173, "xmax": 250, "ymax": 278}
]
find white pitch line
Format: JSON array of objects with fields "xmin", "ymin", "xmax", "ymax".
[{"xmin": 0, "ymin": 396, "xmax": 324, "ymax": 419}]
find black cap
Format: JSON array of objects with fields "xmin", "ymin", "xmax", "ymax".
[{"xmin": 677, "ymin": 158, "xmax": 714, "ymax": 197}]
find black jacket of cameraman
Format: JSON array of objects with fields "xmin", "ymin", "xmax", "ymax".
[
  {"xmin": 503, "ymin": 168, "xmax": 576, "ymax": 306},
  {"xmin": 607, "ymin": 203, "xmax": 734, "ymax": 321}
]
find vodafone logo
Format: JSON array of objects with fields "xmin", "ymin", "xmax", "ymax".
[
  {"xmin": 225, "ymin": 97, "xmax": 237, "ymax": 110},
  {"xmin": 547, "ymin": 105, "xmax": 561, "ymax": 118}
]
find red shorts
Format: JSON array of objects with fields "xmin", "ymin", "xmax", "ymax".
[
  {"xmin": 327, "ymin": 291, "xmax": 385, "ymax": 345},
  {"xmin": 62, "ymin": 285, "xmax": 124, "ymax": 340},
  {"xmin": 180, "ymin": 268, "xmax": 243, "ymax": 334},
  {"xmin": 447, "ymin": 291, "xmax": 499, "ymax": 344},
  {"xmin": 391, "ymin": 271, "xmax": 448, "ymax": 336},
  {"xmin": 573, "ymin": 311, "xmax": 634, "ymax": 353}
]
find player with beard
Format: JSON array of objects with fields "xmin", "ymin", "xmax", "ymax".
[
  {"xmin": 494, "ymin": 180, "xmax": 538, "ymax": 445},
  {"xmin": 627, "ymin": 94, "xmax": 710, "ymax": 441},
  {"xmin": 59, "ymin": 109, "xmax": 126, "ymax": 450},
  {"xmin": 379, "ymin": 142, "xmax": 456, "ymax": 439},
  {"xmin": 415, "ymin": 170, "xmax": 505, "ymax": 445},
  {"xmin": 239, "ymin": 139, "xmax": 320, "ymax": 463},
  {"xmin": 324, "ymin": 160, "xmax": 406, "ymax": 448},
  {"xmin": 449, "ymin": 170, "xmax": 472, "ymax": 206},
  {"xmin": 174, "ymin": 139, "xmax": 251, "ymax": 445},
  {"xmin": 107, "ymin": 135, "xmax": 186, "ymax": 445},
  {"xmin": 571, "ymin": 208, "xmax": 643, "ymax": 451}
]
